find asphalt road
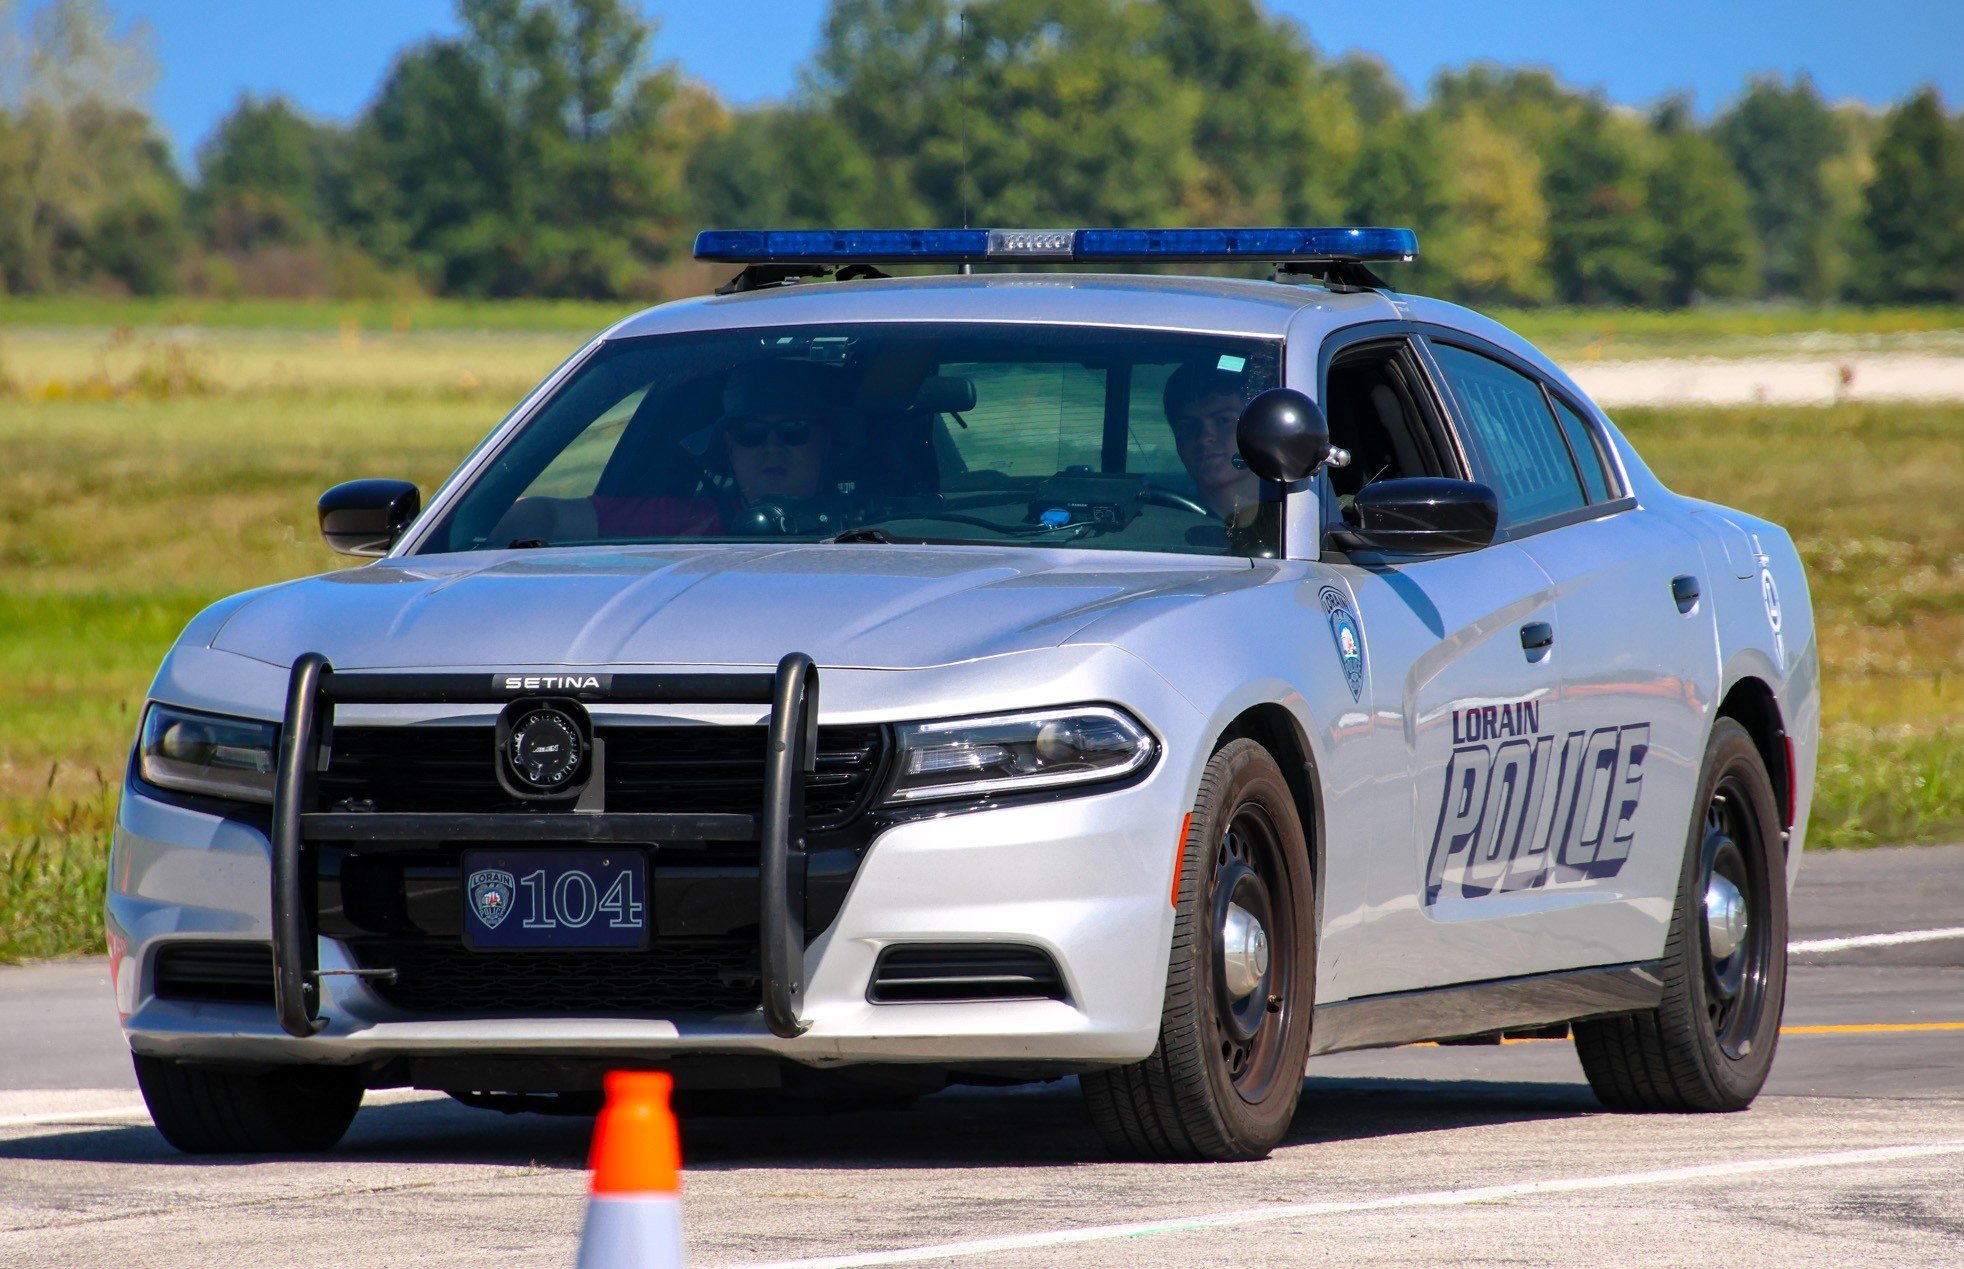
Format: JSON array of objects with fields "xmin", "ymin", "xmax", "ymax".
[{"xmin": 1, "ymin": 845, "xmax": 1959, "ymax": 1267}]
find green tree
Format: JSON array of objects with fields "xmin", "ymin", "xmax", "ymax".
[
  {"xmin": 1434, "ymin": 111, "xmax": 1550, "ymax": 304},
  {"xmin": 922, "ymin": 0, "xmax": 1203, "ymax": 228},
  {"xmin": 1330, "ymin": 51, "xmax": 1406, "ymax": 130},
  {"xmin": 344, "ymin": 0, "xmax": 698, "ymax": 297},
  {"xmin": 1712, "ymin": 74, "xmax": 1849, "ymax": 299},
  {"xmin": 804, "ymin": 0, "xmax": 956, "ymax": 225},
  {"xmin": 1431, "ymin": 64, "xmax": 1579, "ymax": 156},
  {"xmin": 1647, "ymin": 97, "xmax": 1756, "ymax": 305},
  {"xmin": 1857, "ymin": 87, "xmax": 1964, "ymax": 302},
  {"xmin": 195, "ymin": 94, "xmax": 342, "ymax": 250},
  {"xmin": 1146, "ymin": 0, "xmax": 1360, "ymax": 224},
  {"xmin": 0, "ymin": 0, "xmax": 182, "ymax": 294},
  {"xmin": 1541, "ymin": 101, "xmax": 1665, "ymax": 305},
  {"xmin": 1344, "ymin": 109, "xmax": 1454, "ymax": 294},
  {"xmin": 811, "ymin": 0, "xmax": 1317, "ymax": 230},
  {"xmin": 688, "ymin": 103, "xmax": 892, "ymax": 230}
]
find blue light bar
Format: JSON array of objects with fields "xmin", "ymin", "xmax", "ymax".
[
  {"xmin": 1075, "ymin": 227, "xmax": 1416, "ymax": 262},
  {"xmin": 693, "ymin": 226, "xmax": 1418, "ymax": 266},
  {"xmin": 695, "ymin": 229, "xmax": 992, "ymax": 263}
]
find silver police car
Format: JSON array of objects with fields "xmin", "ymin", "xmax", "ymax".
[{"xmin": 111, "ymin": 228, "xmax": 1817, "ymax": 1161}]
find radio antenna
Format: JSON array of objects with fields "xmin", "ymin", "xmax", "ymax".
[{"xmin": 958, "ymin": 3, "xmax": 970, "ymax": 236}]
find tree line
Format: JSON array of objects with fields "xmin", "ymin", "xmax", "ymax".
[{"xmin": 3, "ymin": 0, "xmax": 1961, "ymax": 306}]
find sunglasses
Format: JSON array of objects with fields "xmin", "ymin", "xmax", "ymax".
[{"xmin": 728, "ymin": 418, "xmax": 817, "ymax": 448}]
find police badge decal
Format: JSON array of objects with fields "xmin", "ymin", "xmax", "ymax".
[
  {"xmin": 468, "ymin": 868, "xmax": 516, "ymax": 930},
  {"xmin": 1318, "ymin": 584, "xmax": 1365, "ymax": 701}
]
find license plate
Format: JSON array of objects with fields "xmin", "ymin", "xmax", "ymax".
[{"xmin": 461, "ymin": 849, "xmax": 649, "ymax": 951}]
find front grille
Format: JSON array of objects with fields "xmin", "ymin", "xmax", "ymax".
[
  {"xmin": 348, "ymin": 938, "xmax": 760, "ymax": 1016},
  {"xmin": 868, "ymin": 944, "xmax": 1068, "ymax": 1004},
  {"xmin": 606, "ymin": 725, "xmax": 883, "ymax": 823},
  {"xmin": 154, "ymin": 941, "xmax": 275, "ymax": 1004},
  {"xmin": 318, "ymin": 723, "xmax": 887, "ymax": 828}
]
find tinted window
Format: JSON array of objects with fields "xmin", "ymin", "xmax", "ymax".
[
  {"xmin": 1432, "ymin": 343, "xmax": 1585, "ymax": 525},
  {"xmin": 1552, "ymin": 396, "xmax": 1613, "ymax": 502},
  {"xmin": 420, "ymin": 323, "xmax": 1283, "ymax": 558}
]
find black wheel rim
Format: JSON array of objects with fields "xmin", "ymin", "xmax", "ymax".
[
  {"xmin": 1699, "ymin": 774, "xmax": 1771, "ymax": 1060},
  {"xmin": 1209, "ymin": 801, "xmax": 1295, "ymax": 1104}
]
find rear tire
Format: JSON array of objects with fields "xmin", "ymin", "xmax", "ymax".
[
  {"xmin": 1572, "ymin": 718, "xmax": 1787, "ymax": 1111},
  {"xmin": 1082, "ymin": 739, "xmax": 1315, "ymax": 1161},
  {"xmin": 134, "ymin": 1053, "xmax": 364, "ymax": 1154}
]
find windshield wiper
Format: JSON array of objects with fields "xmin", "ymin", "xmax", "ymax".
[
  {"xmin": 826, "ymin": 527, "xmax": 900, "ymax": 544},
  {"xmin": 507, "ymin": 538, "xmax": 551, "ymax": 549}
]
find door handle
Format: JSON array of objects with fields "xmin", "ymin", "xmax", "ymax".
[
  {"xmin": 1520, "ymin": 621, "xmax": 1554, "ymax": 653},
  {"xmin": 1672, "ymin": 574, "xmax": 1701, "ymax": 613}
]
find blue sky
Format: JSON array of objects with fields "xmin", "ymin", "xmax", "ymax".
[{"xmin": 81, "ymin": 0, "xmax": 1964, "ymax": 165}]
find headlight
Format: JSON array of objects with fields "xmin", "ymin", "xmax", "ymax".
[
  {"xmin": 886, "ymin": 706, "xmax": 1155, "ymax": 803},
  {"xmin": 138, "ymin": 704, "xmax": 279, "ymax": 804}
]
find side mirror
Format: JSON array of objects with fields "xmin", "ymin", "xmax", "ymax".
[
  {"xmin": 1236, "ymin": 388, "xmax": 1333, "ymax": 484},
  {"xmin": 319, "ymin": 479, "xmax": 420, "ymax": 557},
  {"xmin": 1341, "ymin": 477, "xmax": 1498, "ymax": 555}
]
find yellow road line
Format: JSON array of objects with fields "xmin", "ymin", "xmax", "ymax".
[
  {"xmin": 1781, "ymin": 1022, "xmax": 1964, "ymax": 1035},
  {"xmin": 1418, "ymin": 1022, "xmax": 1964, "ymax": 1047}
]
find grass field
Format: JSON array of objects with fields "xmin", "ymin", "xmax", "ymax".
[{"xmin": 1, "ymin": 313, "xmax": 1959, "ymax": 961}]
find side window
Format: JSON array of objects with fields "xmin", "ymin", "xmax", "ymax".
[
  {"xmin": 1431, "ymin": 343, "xmax": 1585, "ymax": 526},
  {"xmin": 519, "ymin": 386, "xmax": 646, "ymax": 499},
  {"xmin": 1551, "ymin": 396, "xmax": 1614, "ymax": 502},
  {"xmin": 1321, "ymin": 340, "xmax": 1455, "ymax": 505}
]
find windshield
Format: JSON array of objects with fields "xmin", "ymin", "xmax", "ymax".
[{"xmin": 418, "ymin": 323, "xmax": 1285, "ymax": 558}]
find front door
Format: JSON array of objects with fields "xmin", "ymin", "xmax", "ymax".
[
  {"xmin": 1334, "ymin": 544, "xmax": 1566, "ymax": 998},
  {"xmin": 1315, "ymin": 334, "xmax": 1574, "ymax": 998}
]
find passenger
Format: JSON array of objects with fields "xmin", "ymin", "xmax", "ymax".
[{"xmin": 1163, "ymin": 361, "xmax": 1258, "ymax": 519}]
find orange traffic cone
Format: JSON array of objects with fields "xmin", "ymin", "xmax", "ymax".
[{"xmin": 577, "ymin": 1071, "xmax": 686, "ymax": 1268}]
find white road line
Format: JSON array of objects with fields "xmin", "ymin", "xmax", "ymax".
[
  {"xmin": 751, "ymin": 1142, "xmax": 1964, "ymax": 1269},
  {"xmin": 1790, "ymin": 926, "xmax": 1964, "ymax": 954},
  {"xmin": 0, "ymin": 1087, "xmax": 445, "ymax": 1133},
  {"xmin": 0, "ymin": 1104, "xmax": 150, "ymax": 1129}
]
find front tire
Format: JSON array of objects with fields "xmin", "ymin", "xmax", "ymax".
[
  {"xmin": 134, "ymin": 1054, "xmax": 364, "ymax": 1154},
  {"xmin": 1082, "ymin": 739, "xmax": 1315, "ymax": 1161},
  {"xmin": 1572, "ymin": 718, "xmax": 1787, "ymax": 1111}
]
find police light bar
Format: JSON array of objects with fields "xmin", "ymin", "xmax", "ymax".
[{"xmin": 693, "ymin": 226, "xmax": 1418, "ymax": 266}]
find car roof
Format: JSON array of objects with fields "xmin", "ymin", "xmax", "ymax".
[
  {"xmin": 600, "ymin": 272, "xmax": 1594, "ymax": 410},
  {"xmin": 606, "ymin": 272, "xmax": 1402, "ymax": 342}
]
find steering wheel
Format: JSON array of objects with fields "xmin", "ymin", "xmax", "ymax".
[{"xmin": 1141, "ymin": 484, "xmax": 1215, "ymax": 518}]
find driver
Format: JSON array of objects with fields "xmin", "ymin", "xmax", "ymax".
[
  {"xmin": 718, "ymin": 362, "xmax": 838, "ymax": 507},
  {"xmin": 582, "ymin": 360, "xmax": 850, "ymax": 541},
  {"xmin": 1163, "ymin": 361, "xmax": 1258, "ymax": 519}
]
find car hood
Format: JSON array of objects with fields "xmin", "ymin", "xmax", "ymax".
[{"xmin": 208, "ymin": 544, "xmax": 1257, "ymax": 672}]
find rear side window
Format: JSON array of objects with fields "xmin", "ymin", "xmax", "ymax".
[
  {"xmin": 1551, "ymin": 396, "xmax": 1614, "ymax": 502},
  {"xmin": 1431, "ymin": 343, "xmax": 1585, "ymax": 526}
]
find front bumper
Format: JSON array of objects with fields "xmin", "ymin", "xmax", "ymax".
[{"xmin": 111, "ymin": 748, "xmax": 1188, "ymax": 1071}]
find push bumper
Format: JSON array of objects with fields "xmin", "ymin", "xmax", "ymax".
[{"xmin": 111, "ymin": 719, "xmax": 1189, "ymax": 1070}]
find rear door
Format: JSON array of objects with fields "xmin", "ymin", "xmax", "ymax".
[{"xmin": 1424, "ymin": 336, "xmax": 1716, "ymax": 973}]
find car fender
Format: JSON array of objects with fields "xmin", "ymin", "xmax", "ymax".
[
  {"xmin": 1701, "ymin": 514, "xmax": 1820, "ymax": 879},
  {"xmin": 1074, "ymin": 562, "xmax": 1378, "ymax": 995}
]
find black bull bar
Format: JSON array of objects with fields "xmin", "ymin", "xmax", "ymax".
[{"xmin": 270, "ymin": 651, "xmax": 820, "ymax": 1041}]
